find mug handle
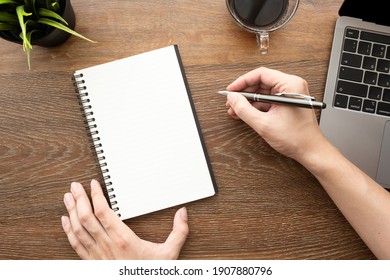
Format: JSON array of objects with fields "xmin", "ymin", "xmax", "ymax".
[{"xmin": 256, "ymin": 32, "xmax": 269, "ymax": 54}]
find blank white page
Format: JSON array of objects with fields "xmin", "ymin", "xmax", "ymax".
[{"xmin": 74, "ymin": 45, "xmax": 216, "ymax": 220}]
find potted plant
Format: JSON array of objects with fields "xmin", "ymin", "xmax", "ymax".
[{"xmin": 0, "ymin": 0, "xmax": 95, "ymax": 69}]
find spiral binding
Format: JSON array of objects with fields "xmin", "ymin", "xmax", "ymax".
[{"xmin": 73, "ymin": 73, "xmax": 120, "ymax": 217}]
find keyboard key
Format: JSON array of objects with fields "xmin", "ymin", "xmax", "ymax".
[
  {"xmin": 339, "ymin": 29, "xmax": 390, "ymax": 117},
  {"xmin": 339, "ymin": 66, "xmax": 363, "ymax": 82},
  {"xmin": 363, "ymin": 71, "xmax": 378, "ymax": 85},
  {"xmin": 377, "ymin": 102, "xmax": 390, "ymax": 116},
  {"xmin": 368, "ymin": 86, "xmax": 382, "ymax": 100},
  {"xmin": 348, "ymin": 97, "xmax": 363, "ymax": 111},
  {"xmin": 337, "ymin": 80, "xmax": 368, "ymax": 97},
  {"xmin": 360, "ymin": 31, "xmax": 390, "ymax": 45},
  {"xmin": 362, "ymin": 56, "xmax": 376, "ymax": 70},
  {"xmin": 358, "ymin": 41, "xmax": 372, "ymax": 55},
  {"xmin": 378, "ymin": 73, "xmax": 390, "ymax": 87},
  {"xmin": 372, "ymin": 44, "xmax": 386, "ymax": 57},
  {"xmin": 334, "ymin": 94, "xmax": 348, "ymax": 108},
  {"xmin": 343, "ymin": 38, "xmax": 357, "ymax": 52},
  {"xmin": 383, "ymin": 89, "xmax": 390, "ymax": 102},
  {"xmin": 377, "ymin": 59, "xmax": 390, "ymax": 73},
  {"xmin": 346, "ymin": 28, "xmax": 359, "ymax": 39},
  {"xmin": 341, "ymin": 52, "xmax": 362, "ymax": 68},
  {"xmin": 363, "ymin": 99, "xmax": 377, "ymax": 113}
]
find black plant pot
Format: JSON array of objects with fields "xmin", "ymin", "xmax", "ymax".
[
  {"xmin": 0, "ymin": 0, "xmax": 76, "ymax": 47},
  {"xmin": 33, "ymin": 0, "xmax": 76, "ymax": 47}
]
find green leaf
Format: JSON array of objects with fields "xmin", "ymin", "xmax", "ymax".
[
  {"xmin": 23, "ymin": 0, "xmax": 34, "ymax": 12},
  {"xmin": 50, "ymin": 1, "xmax": 59, "ymax": 13},
  {"xmin": 16, "ymin": 4, "xmax": 33, "ymax": 70},
  {"xmin": 24, "ymin": 30, "xmax": 33, "ymax": 69},
  {"xmin": 30, "ymin": 0, "xmax": 39, "ymax": 19},
  {"xmin": 38, "ymin": 8, "xmax": 67, "ymax": 25},
  {"xmin": 0, "ymin": 11, "xmax": 19, "ymax": 23},
  {"xmin": 44, "ymin": 0, "xmax": 59, "ymax": 12},
  {"xmin": 23, "ymin": 0, "xmax": 34, "ymax": 6},
  {"xmin": 16, "ymin": 5, "xmax": 33, "ymax": 50},
  {"xmin": 0, "ymin": 22, "xmax": 16, "ymax": 30},
  {"xmin": 0, "ymin": 0, "xmax": 17, "ymax": 5},
  {"xmin": 37, "ymin": 17, "xmax": 96, "ymax": 43}
]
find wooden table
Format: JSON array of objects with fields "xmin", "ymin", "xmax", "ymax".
[{"xmin": 0, "ymin": 0, "xmax": 375, "ymax": 259}]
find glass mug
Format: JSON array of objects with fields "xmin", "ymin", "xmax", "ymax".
[{"xmin": 226, "ymin": 0, "xmax": 300, "ymax": 54}]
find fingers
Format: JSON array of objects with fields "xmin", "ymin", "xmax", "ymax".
[
  {"xmin": 71, "ymin": 182, "xmax": 108, "ymax": 239},
  {"xmin": 252, "ymin": 101, "xmax": 272, "ymax": 112},
  {"xmin": 163, "ymin": 207, "xmax": 189, "ymax": 259},
  {"xmin": 62, "ymin": 189, "xmax": 95, "ymax": 259},
  {"xmin": 90, "ymin": 179, "xmax": 138, "ymax": 240},
  {"xmin": 63, "ymin": 184, "xmax": 96, "ymax": 247},
  {"xmin": 226, "ymin": 92, "xmax": 267, "ymax": 133},
  {"xmin": 226, "ymin": 67, "xmax": 309, "ymax": 95},
  {"xmin": 63, "ymin": 180, "xmax": 189, "ymax": 260},
  {"xmin": 61, "ymin": 215, "xmax": 90, "ymax": 259},
  {"xmin": 227, "ymin": 67, "xmax": 283, "ymax": 93},
  {"xmin": 62, "ymin": 181, "xmax": 113, "ymax": 259}
]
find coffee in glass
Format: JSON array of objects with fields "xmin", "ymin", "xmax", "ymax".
[{"xmin": 226, "ymin": 0, "xmax": 300, "ymax": 54}]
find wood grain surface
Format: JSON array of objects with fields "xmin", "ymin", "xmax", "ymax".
[{"xmin": 0, "ymin": 0, "xmax": 375, "ymax": 259}]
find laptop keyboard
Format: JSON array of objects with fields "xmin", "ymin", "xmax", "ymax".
[{"xmin": 334, "ymin": 27, "xmax": 390, "ymax": 117}]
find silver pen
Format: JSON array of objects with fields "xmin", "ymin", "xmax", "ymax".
[{"xmin": 217, "ymin": 90, "xmax": 326, "ymax": 109}]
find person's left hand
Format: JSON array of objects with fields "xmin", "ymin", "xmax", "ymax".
[{"xmin": 61, "ymin": 179, "xmax": 189, "ymax": 259}]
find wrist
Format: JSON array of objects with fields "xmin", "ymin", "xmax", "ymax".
[{"xmin": 295, "ymin": 132, "xmax": 339, "ymax": 178}]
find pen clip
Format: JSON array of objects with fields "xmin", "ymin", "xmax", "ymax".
[{"xmin": 275, "ymin": 93, "xmax": 316, "ymax": 101}]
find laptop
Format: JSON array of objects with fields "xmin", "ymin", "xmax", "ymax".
[{"xmin": 319, "ymin": 0, "xmax": 390, "ymax": 189}]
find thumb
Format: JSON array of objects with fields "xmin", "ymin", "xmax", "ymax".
[
  {"xmin": 164, "ymin": 207, "xmax": 189, "ymax": 258},
  {"xmin": 227, "ymin": 92, "xmax": 265, "ymax": 130}
]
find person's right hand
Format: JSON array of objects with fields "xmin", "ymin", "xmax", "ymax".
[{"xmin": 225, "ymin": 67, "xmax": 327, "ymax": 162}]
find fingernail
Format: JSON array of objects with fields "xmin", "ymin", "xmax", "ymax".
[
  {"xmin": 61, "ymin": 216, "xmax": 68, "ymax": 228},
  {"xmin": 70, "ymin": 182, "xmax": 79, "ymax": 194},
  {"xmin": 180, "ymin": 207, "xmax": 188, "ymax": 221},
  {"xmin": 64, "ymin": 193, "xmax": 73, "ymax": 207},
  {"xmin": 91, "ymin": 179, "xmax": 99, "ymax": 188}
]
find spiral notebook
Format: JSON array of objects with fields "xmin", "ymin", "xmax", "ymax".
[{"xmin": 73, "ymin": 45, "xmax": 217, "ymax": 220}]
